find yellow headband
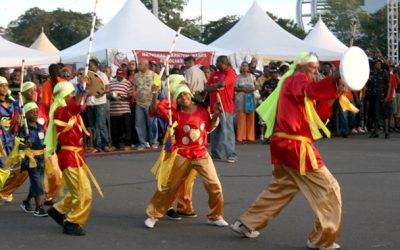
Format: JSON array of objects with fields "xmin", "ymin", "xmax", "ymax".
[
  {"xmin": 294, "ymin": 52, "xmax": 319, "ymax": 66},
  {"xmin": 173, "ymin": 84, "xmax": 193, "ymax": 103},
  {"xmin": 23, "ymin": 102, "xmax": 38, "ymax": 114},
  {"xmin": 22, "ymin": 81, "xmax": 36, "ymax": 92},
  {"xmin": 53, "ymin": 81, "xmax": 75, "ymax": 99}
]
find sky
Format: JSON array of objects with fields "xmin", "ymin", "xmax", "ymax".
[{"xmin": 0, "ymin": 0, "xmax": 298, "ymax": 28}]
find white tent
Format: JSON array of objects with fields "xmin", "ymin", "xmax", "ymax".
[
  {"xmin": 60, "ymin": 0, "xmax": 229, "ymax": 64},
  {"xmin": 30, "ymin": 28, "xmax": 59, "ymax": 53},
  {"xmin": 304, "ymin": 17, "xmax": 348, "ymax": 54},
  {"xmin": 210, "ymin": 1, "xmax": 343, "ymax": 61},
  {"xmin": 0, "ymin": 36, "xmax": 59, "ymax": 67}
]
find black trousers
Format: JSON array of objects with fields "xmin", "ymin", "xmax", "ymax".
[{"xmin": 110, "ymin": 113, "xmax": 132, "ymax": 148}]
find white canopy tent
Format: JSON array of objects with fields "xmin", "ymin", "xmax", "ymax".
[
  {"xmin": 304, "ymin": 17, "xmax": 348, "ymax": 54},
  {"xmin": 0, "ymin": 36, "xmax": 59, "ymax": 67},
  {"xmin": 210, "ymin": 1, "xmax": 343, "ymax": 62},
  {"xmin": 30, "ymin": 28, "xmax": 59, "ymax": 53},
  {"xmin": 60, "ymin": 0, "xmax": 230, "ymax": 65}
]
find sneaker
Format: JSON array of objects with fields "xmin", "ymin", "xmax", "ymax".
[
  {"xmin": 177, "ymin": 211, "xmax": 198, "ymax": 218},
  {"xmin": 144, "ymin": 218, "xmax": 157, "ymax": 228},
  {"xmin": 166, "ymin": 208, "xmax": 182, "ymax": 221},
  {"xmin": 260, "ymin": 134, "xmax": 264, "ymax": 140},
  {"xmin": 63, "ymin": 221, "xmax": 86, "ymax": 236},
  {"xmin": 151, "ymin": 144, "xmax": 159, "ymax": 149},
  {"xmin": 357, "ymin": 127, "xmax": 366, "ymax": 133},
  {"xmin": 85, "ymin": 147, "xmax": 98, "ymax": 154},
  {"xmin": 0, "ymin": 194, "xmax": 13, "ymax": 203},
  {"xmin": 103, "ymin": 146, "xmax": 116, "ymax": 152},
  {"xmin": 226, "ymin": 158, "xmax": 237, "ymax": 163},
  {"xmin": 20, "ymin": 200, "xmax": 34, "ymax": 214},
  {"xmin": 145, "ymin": 142, "xmax": 151, "ymax": 148},
  {"xmin": 351, "ymin": 128, "xmax": 358, "ymax": 134},
  {"xmin": 230, "ymin": 220, "xmax": 260, "ymax": 238},
  {"xmin": 123, "ymin": 146, "xmax": 131, "ymax": 151},
  {"xmin": 33, "ymin": 206, "xmax": 48, "ymax": 217},
  {"xmin": 207, "ymin": 219, "xmax": 229, "ymax": 227},
  {"xmin": 307, "ymin": 239, "xmax": 341, "ymax": 250},
  {"xmin": 47, "ymin": 206, "xmax": 65, "ymax": 226},
  {"xmin": 134, "ymin": 145, "xmax": 145, "ymax": 151},
  {"xmin": 43, "ymin": 199, "xmax": 55, "ymax": 206},
  {"xmin": 369, "ymin": 132, "xmax": 379, "ymax": 138}
]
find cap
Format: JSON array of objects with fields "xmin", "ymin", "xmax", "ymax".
[
  {"xmin": 116, "ymin": 68, "xmax": 126, "ymax": 78},
  {"xmin": 0, "ymin": 76, "xmax": 8, "ymax": 85}
]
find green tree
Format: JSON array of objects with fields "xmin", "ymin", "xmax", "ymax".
[
  {"xmin": 141, "ymin": 0, "xmax": 187, "ymax": 27},
  {"xmin": 358, "ymin": 7, "xmax": 387, "ymax": 55},
  {"xmin": 316, "ymin": 0, "xmax": 362, "ymax": 44},
  {"xmin": 140, "ymin": 0, "xmax": 203, "ymax": 41},
  {"xmin": 267, "ymin": 12, "xmax": 306, "ymax": 39},
  {"xmin": 5, "ymin": 7, "xmax": 102, "ymax": 50},
  {"xmin": 202, "ymin": 15, "xmax": 239, "ymax": 44}
]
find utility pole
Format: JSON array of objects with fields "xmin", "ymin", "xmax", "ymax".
[
  {"xmin": 152, "ymin": 0, "xmax": 159, "ymax": 18},
  {"xmin": 200, "ymin": 0, "xmax": 204, "ymax": 33},
  {"xmin": 387, "ymin": 0, "xmax": 398, "ymax": 65}
]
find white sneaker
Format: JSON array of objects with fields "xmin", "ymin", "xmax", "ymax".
[
  {"xmin": 351, "ymin": 128, "xmax": 358, "ymax": 134},
  {"xmin": 207, "ymin": 219, "xmax": 229, "ymax": 227},
  {"xmin": 144, "ymin": 218, "xmax": 157, "ymax": 228},
  {"xmin": 145, "ymin": 142, "xmax": 151, "ymax": 148},
  {"xmin": 357, "ymin": 127, "xmax": 365, "ymax": 133},
  {"xmin": 230, "ymin": 220, "xmax": 260, "ymax": 238},
  {"xmin": 307, "ymin": 239, "xmax": 341, "ymax": 250},
  {"xmin": 260, "ymin": 134, "xmax": 264, "ymax": 140},
  {"xmin": 134, "ymin": 145, "xmax": 145, "ymax": 150}
]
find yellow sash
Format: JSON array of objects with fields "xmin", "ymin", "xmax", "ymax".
[
  {"xmin": 274, "ymin": 132, "xmax": 319, "ymax": 176},
  {"xmin": 21, "ymin": 149, "xmax": 44, "ymax": 168},
  {"xmin": 60, "ymin": 146, "xmax": 104, "ymax": 198},
  {"xmin": 339, "ymin": 95, "xmax": 359, "ymax": 113},
  {"xmin": 54, "ymin": 115, "xmax": 90, "ymax": 137},
  {"xmin": 304, "ymin": 94, "xmax": 331, "ymax": 140},
  {"xmin": 53, "ymin": 115, "xmax": 102, "ymax": 197}
]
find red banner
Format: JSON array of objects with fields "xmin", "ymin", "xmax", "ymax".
[{"xmin": 135, "ymin": 50, "xmax": 214, "ymax": 67}]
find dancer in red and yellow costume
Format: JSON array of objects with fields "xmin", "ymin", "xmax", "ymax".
[
  {"xmin": 0, "ymin": 82, "xmax": 60, "ymax": 204},
  {"xmin": 145, "ymin": 84, "xmax": 228, "ymax": 228},
  {"xmin": 45, "ymin": 81, "xmax": 103, "ymax": 236},
  {"xmin": 148, "ymin": 75, "xmax": 198, "ymax": 220},
  {"xmin": 230, "ymin": 52, "xmax": 342, "ymax": 250}
]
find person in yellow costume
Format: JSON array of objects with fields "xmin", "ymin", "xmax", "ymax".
[{"xmin": 46, "ymin": 81, "xmax": 103, "ymax": 236}]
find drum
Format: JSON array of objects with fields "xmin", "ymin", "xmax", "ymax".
[
  {"xmin": 86, "ymin": 70, "xmax": 105, "ymax": 96},
  {"xmin": 339, "ymin": 46, "xmax": 370, "ymax": 91}
]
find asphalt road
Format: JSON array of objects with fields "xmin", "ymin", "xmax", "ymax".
[{"xmin": 1, "ymin": 133, "xmax": 399, "ymax": 250}]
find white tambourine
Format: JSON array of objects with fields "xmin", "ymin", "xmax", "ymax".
[{"xmin": 339, "ymin": 46, "xmax": 370, "ymax": 91}]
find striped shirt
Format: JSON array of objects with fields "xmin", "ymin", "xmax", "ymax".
[{"xmin": 109, "ymin": 78, "xmax": 132, "ymax": 116}]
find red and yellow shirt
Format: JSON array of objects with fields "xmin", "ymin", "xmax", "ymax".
[{"xmin": 271, "ymin": 72, "xmax": 337, "ymax": 172}]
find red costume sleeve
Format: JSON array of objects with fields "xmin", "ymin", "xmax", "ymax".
[
  {"xmin": 316, "ymin": 100, "xmax": 333, "ymax": 123},
  {"xmin": 305, "ymin": 76, "xmax": 337, "ymax": 101}
]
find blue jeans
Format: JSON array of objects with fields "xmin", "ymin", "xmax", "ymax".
[
  {"xmin": 86, "ymin": 104, "xmax": 110, "ymax": 149},
  {"xmin": 210, "ymin": 112, "xmax": 237, "ymax": 161},
  {"xmin": 135, "ymin": 105, "xmax": 158, "ymax": 147}
]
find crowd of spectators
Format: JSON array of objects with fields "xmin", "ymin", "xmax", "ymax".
[{"xmin": 0, "ymin": 51, "xmax": 397, "ymax": 156}]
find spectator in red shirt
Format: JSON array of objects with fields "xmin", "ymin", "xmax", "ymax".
[{"xmin": 205, "ymin": 56, "xmax": 237, "ymax": 163}]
